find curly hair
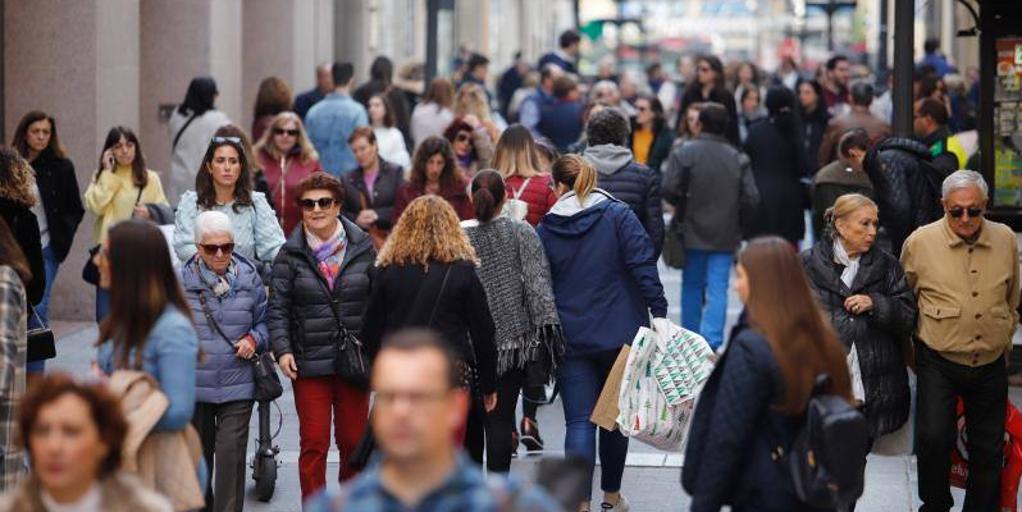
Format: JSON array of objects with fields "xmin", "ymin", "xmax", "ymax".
[
  {"xmin": 0, "ymin": 147, "xmax": 38, "ymax": 207},
  {"xmin": 410, "ymin": 136, "xmax": 462, "ymax": 188},
  {"xmin": 376, "ymin": 195, "xmax": 477, "ymax": 269}
]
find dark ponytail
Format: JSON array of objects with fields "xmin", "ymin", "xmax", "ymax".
[{"xmin": 471, "ymin": 169, "xmax": 506, "ymax": 223}]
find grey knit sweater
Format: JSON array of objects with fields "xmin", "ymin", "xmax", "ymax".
[{"xmin": 464, "ymin": 217, "xmax": 562, "ymax": 375}]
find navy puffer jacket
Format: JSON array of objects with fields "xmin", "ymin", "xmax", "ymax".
[
  {"xmin": 581, "ymin": 144, "xmax": 665, "ymax": 255},
  {"xmin": 181, "ymin": 253, "xmax": 269, "ymax": 404},
  {"xmin": 268, "ymin": 217, "xmax": 375, "ymax": 380}
]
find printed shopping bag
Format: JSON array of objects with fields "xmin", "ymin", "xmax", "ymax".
[{"xmin": 948, "ymin": 397, "xmax": 1022, "ymax": 512}]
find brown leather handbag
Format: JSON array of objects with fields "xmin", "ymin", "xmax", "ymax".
[{"xmin": 359, "ymin": 192, "xmax": 388, "ymax": 250}]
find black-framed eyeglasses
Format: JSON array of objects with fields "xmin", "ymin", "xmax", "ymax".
[
  {"xmin": 300, "ymin": 197, "xmax": 337, "ymax": 211},
  {"xmin": 199, "ymin": 242, "xmax": 235, "ymax": 255},
  {"xmin": 212, "ymin": 136, "xmax": 242, "ymax": 145},
  {"xmin": 273, "ymin": 128, "xmax": 299, "ymax": 137},
  {"xmin": 948, "ymin": 207, "xmax": 984, "ymax": 219}
]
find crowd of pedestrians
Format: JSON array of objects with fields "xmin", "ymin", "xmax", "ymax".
[{"xmin": 0, "ymin": 26, "xmax": 1007, "ymax": 512}]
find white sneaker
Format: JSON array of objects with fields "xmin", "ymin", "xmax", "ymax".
[{"xmin": 600, "ymin": 495, "xmax": 630, "ymax": 511}]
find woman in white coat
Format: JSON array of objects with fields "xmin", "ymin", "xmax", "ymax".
[{"xmin": 168, "ymin": 77, "xmax": 231, "ymax": 206}]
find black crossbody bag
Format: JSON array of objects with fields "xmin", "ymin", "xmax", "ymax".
[{"xmin": 197, "ymin": 292, "xmax": 283, "ymax": 402}]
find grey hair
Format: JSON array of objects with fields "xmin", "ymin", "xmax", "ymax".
[
  {"xmin": 941, "ymin": 170, "xmax": 988, "ymax": 201},
  {"xmin": 194, "ymin": 210, "xmax": 234, "ymax": 243}
]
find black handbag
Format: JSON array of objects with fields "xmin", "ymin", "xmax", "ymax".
[
  {"xmin": 26, "ymin": 306, "xmax": 55, "ymax": 363},
  {"xmin": 82, "ymin": 245, "xmax": 101, "ymax": 286},
  {"xmin": 197, "ymin": 292, "xmax": 283, "ymax": 402},
  {"xmin": 311, "ymin": 275, "xmax": 370, "ymax": 390}
]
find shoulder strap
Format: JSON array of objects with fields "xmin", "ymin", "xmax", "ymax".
[
  {"xmin": 404, "ymin": 263, "xmax": 450, "ymax": 327},
  {"xmin": 427, "ymin": 264, "xmax": 453, "ymax": 327},
  {"xmin": 172, "ymin": 113, "xmax": 200, "ymax": 151},
  {"xmin": 197, "ymin": 292, "xmax": 235, "ymax": 351}
]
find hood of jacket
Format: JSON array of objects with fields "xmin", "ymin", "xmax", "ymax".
[
  {"xmin": 541, "ymin": 189, "xmax": 615, "ymax": 238},
  {"xmin": 582, "ymin": 144, "xmax": 633, "ymax": 176}
]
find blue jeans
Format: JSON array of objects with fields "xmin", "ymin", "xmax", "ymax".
[
  {"xmin": 95, "ymin": 286, "xmax": 110, "ymax": 323},
  {"xmin": 558, "ymin": 349, "xmax": 629, "ymax": 499},
  {"xmin": 681, "ymin": 249, "xmax": 732, "ymax": 350}
]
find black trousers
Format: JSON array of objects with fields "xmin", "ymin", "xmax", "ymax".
[
  {"xmin": 192, "ymin": 400, "xmax": 255, "ymax": 512},
  {"xmin": 485, "ymin": 368, "xmax": 527, "ymax": 472},
  {"xmin": 915, "ymin": 341, "xmax": 1007, "ymax": 512}
]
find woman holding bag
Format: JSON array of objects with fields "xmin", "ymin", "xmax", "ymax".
[
  {"xmin": 267, "ymin": 173, "xmax": 374, "ymax": 500},
  {"xmin": 800, "ymin": 194, "xmax": 915, "ymax": 453},
  {"xmin": 180, "ymin": 211, "xmax": 269, "ymax": 512},
  {"xmin": 340, "ymin": 127, "xmax": 404, "ymax": 249}
]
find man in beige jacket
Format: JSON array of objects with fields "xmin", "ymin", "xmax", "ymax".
[{"xmin": 901, "ymin": 170, "xmax": 1020, "ymax": 512}]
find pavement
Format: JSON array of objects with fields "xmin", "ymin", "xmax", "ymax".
[{"xmin": 43, "ymin": 248, "xmax": 1022, "ymax": 511}]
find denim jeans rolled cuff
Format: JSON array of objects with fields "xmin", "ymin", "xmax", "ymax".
[
  {"xmin": 681, "ymin": 249, "xmax": 733, "ymax": 350},
  {"xmin": 558, "ymin": 349, "xmax": 629, "ymax": 499}
]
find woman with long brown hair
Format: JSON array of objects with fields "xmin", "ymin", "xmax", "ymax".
[
  {"xmin": 392, "ymin": 136, "xmax": 473, "ymax": 221},
  {"xmin": 0, "ymin": 218, "xmax": 31, "ymax": 491},
  {"xmin": 252, "ymin": 112, "xmax": 323, "ymax": 234},
  {"xmin": 251, "ymin": 76, "xmax": 294, "ymax": 142},
  {"xmin": 410, "ymin": 78, "xmax": 455, "ymax": 146},
  {"xmin": 361, "ymin": 195, "xmax": 498, "ymax": 464},
  {"xmin": 683, "ymin": 236, "xmax": 852, "ymax": 511},
  {"xmin": 94, "ymin": 220, "xmax": 198, "ymax": 433}
]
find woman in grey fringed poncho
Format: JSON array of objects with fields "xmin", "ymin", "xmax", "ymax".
[{"xmin": 462, "ymin": 170, "xmax": 563, "ymax": 473}]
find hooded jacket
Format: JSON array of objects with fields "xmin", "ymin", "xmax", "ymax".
[
  {"xmin": 863, "ymin": 137, "xmax": 945, "ymax": 257},
  {"xmin": 268, "ymin": 217, "xmax": 375, "ymax": 379},
  {"xmin": 537, "ymin": 190, "xmax": 667, "ymax": 356},
  {"xmin": 180, "ymin": 253, "xmax": 269, "ymax": 404},
  {"xmin": 581, "ymin": 144, "xmax": 664, "ymax": 255}
]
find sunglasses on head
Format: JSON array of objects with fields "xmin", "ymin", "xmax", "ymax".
[
  {"xmin": 199, "ymin": 243, "xmax": 235, "ymax": 255},
  {"xmin": 212, "ymin": 136, "xmax": 242, "ymax": 145},
  {"xmin": 300, "ymin": 197, "xmax": 337, "ymax": 211},
  {"xmin": 455, "ymin": 133, "xmax": 472, "ymax": 143},
  {"xmin": 948, "ymin": 207, "xmax": 984, "ymax": 219},
  {"xmin": 273, "ymin": 128, "xmax": 299, "ymax": 137}
]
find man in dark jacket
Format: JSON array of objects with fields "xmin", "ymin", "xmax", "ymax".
[
  {"xmin": 581, "ymin": 108, "xmax": 664, "ymax": 255},
  {"xmin": 662, "ymin": 103, "xmax": 759, "ymax": 350},
  {"xmin": 858, "ymin": 136, "xmax": 946, "ymax": 257},
  {"xmin": 537, "ymin": 30, "xmax": 580, "ymax": 74},
  {"xmin": 537, "ymin": 74, "xmax": 585, "ymax": 152}
]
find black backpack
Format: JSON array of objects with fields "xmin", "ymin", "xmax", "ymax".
[{"xmin": 787, "ymin": 374, "xmax": 868, "ymax": 509}]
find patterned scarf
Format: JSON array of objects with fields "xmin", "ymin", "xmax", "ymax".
[
  {"xmin": 306, "ymin": 221, "xmax": 347, "ymax": 290},
  {"xmin": 197, "ymin": 258, "xmax": 236, "ymax": 298}
]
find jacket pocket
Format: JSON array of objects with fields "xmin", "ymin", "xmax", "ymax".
[{"xmin": 921, "ymin": 304, "xmax": 961, "ymax": 320}]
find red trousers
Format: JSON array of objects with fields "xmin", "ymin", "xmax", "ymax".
[{"xmin": 293, "ymin": 374, "xmax": 369, "ymax": 500}]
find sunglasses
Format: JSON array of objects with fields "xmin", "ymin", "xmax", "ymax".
[
  {"xmin": 948, "ymin": 207, "xmax": 984, "ymax": 219},
  {"xmin": 300, "ymin": 197, "xmax": 337, "ymax": 211},
  {"xmin": 455, "ymin": 133, "xmax": 472, "ymax": 143},
  {"xmin": 199, "ymin": 243, "xmax": 235, "ymax": 255},
  {"xmin": 212, "ymin": 136, "xmax": 242, "ymax": 145},
  {"xmin": 273, "ymin": 128, "xmax": 299, "ymax": 137}
]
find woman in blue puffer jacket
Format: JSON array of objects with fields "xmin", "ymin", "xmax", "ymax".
[
  {"xmin": 537, "ymin": 154, "xmax": 668, "ymax": 512},
  {"xmin": 179, "ymin": 210, "xmax": 268, "ymax": 512}
]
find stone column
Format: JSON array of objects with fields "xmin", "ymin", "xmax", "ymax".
[{"xmin": 4, "ymin": 0, "xmax": 140, "ymax": 320}]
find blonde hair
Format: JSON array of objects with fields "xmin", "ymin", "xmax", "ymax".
[
  {"xmin": 551, "ymin": 154, "xmax": 597, "ymax": 202},
  {"xmin": 376, "ymin": 195, "xmax": 478, "ymax": 269},
  {"xmin": 824, "ymin": 193, "xmax": 877, "ymax": 232},
  {"xmin": 252, "ymin": 111, "xmax": 319, "ymax": 164},
  {"xmin": 492, "ymin": 125, "xmax": 542, "ymax": 179},
  {"xmin": 454, "ymin": 83, "xmax": 491, "ymax": 121}
]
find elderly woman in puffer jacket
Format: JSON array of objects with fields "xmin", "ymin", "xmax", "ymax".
[
  {"xmin": 179, "ymin": 210, "xmax": 268, "ymax": 512},
  {"xmin": 800, "ymin": 193, "xmax": 916, "ymax": 445}
]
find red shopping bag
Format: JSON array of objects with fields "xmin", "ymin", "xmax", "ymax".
[{"xmin": 948, "ymin": 398, "xmax": 1022, "ymax": 511}]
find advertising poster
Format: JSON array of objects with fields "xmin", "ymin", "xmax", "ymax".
[{"xmin": 994, "ymin": 37, "xmax": 1022, "ymax": 206}]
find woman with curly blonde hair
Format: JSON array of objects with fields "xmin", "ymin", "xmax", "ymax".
[{"xmin": 362, "ymin": 194, "xmax": 498, "ymax": 464}]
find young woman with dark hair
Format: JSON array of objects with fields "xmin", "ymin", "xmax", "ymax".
[
  {"xmin": 393, "ymin": 136, "xmax": 473, "ymax": 221},
  {"xmin": 168, "ymin": 77, "xmax": 231, "ymax": 204},
  {"xmin": 630, "ymin": 94, "xmax": 675, "ymax": 172},
  {"xmin": 684, "ymin": 236, "xmax": 853, "ymax": 511},
  {"xmin": 172, "ymin": 126, "xmax": 285, "ymax": 270},
  {"xmin": 676, "ymin": 55, "xmax": 740, "ymax": 145},
  {"xmin": 367, "ymin": 93, "xmax": 411, "ymax": 170},
  {"xmin": 462, "ymin": 170, "xmax": 562, "ymax": 472},
  {"xmin": 84, "ymin": 126, "xmax": 169, "ymax": 321},
  {"xmin": 797, "ymin": 79, "xmax": 831, "ymax": 176},
  {"xmin": 10, "ymin": 111, "xmax": 84, "ymax": 326}
]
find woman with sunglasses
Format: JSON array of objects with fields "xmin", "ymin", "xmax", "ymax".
[
  {"xmin": 393, "ymin": 136, "xmax": 473, "ymax": 222},
  {"xmin": 172, "ymin": 127, "xmax": 286, "ymax": 271},
  {"xmin": 675, "ymin": 55, "xmax": 739, "ymax": 146},
  {"xmin": 253, "ymin": 112, "xmax": 323, "ymax": 235},
  {"xmin": 180, "ymin": 210, "xmax": 268, "ymax": 512},
  {"xmin": 444, "ymin": 117, "xmax": 494, "ymax": 180},
  {"xmin": 630, "ymin": 94, "xmax": 675, "ymax": 172},
  {"xmin": 85, "ymin": 127, "xmax": 169, "ymax": 321},
  {"xmin": 268, "ymin": 172, "xmax": 375, "ymax": 500}
]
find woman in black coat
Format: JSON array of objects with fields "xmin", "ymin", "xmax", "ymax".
[
  {"xmin": 361, "ymin": 194, "xmax": 498, "ymax": 465},
  {"xmin": 340, "ymin": 126, "xmax": 404, "ymax": 245},
  {"xmin": 675, "ymin": 55, "xmax": 740, "ymax": 146},
  {"xmin": 800, "ymin": 193, "xmax": 915, "ymax": 439},
  {"xmin": 10, "ymin": 111, "xmax": 84, "ymax": 322},
  {"xmin": 267, "ymin": 172, "xmax": 375, "ymax": 499},
  {"xmin": 743, "ymin": 86, "xmax": 807, "ymax": 245},
  {"xmin": 797, "ymin": 79, "xmax": 830, "ymax": 176}
]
